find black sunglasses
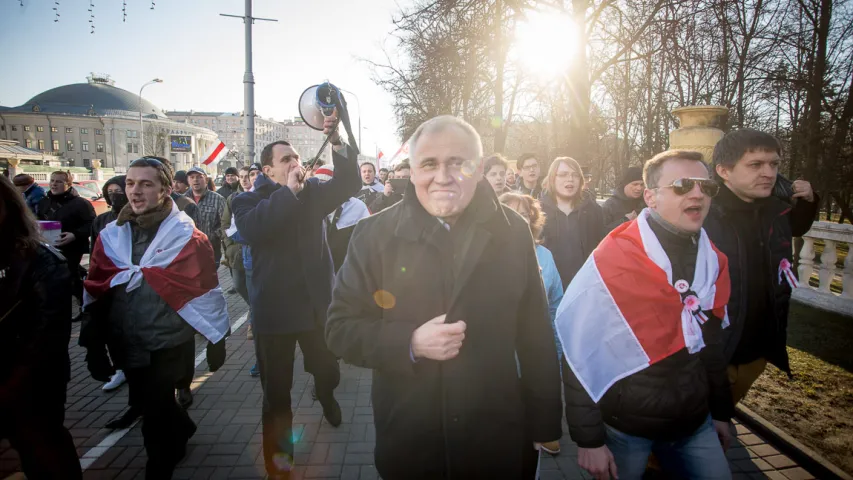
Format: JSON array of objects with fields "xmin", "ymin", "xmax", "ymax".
[{"xmin": 657, "ymin": 177, "xmax": 720, "ymax": 197}]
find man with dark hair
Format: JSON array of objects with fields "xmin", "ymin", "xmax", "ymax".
[
  {"xmin": 601, "ymin": 166, "xmax": 646, "ymax": 232},
  {"xmin": 704, "ymin": 129, "xmax": 817, "ymax": 404},
  {"xmin": 13, "ymin": 173, "xmax": 46, "ymax": 215},
  {"xmin": 232, "ymin": 113, "xmax": 361, "ymax": 478},
  {"xmin": 83, "ymin": 157, "xmax": 229, "ymax": 478},
  {"xmin": 38, "ymin": 170, "xmax": 96, "ymax": 321},
  {"xmin": 378, "ymin": 167, "xmax": 389, "ymax": 184},
  {"xmin": 356, "ymin": 161, "xmax": 384, "ymax": 206},
  {"xmin": 369, "ymin": 160, "xmax": 411, "ymax": 213},
  {"xmin": 558, "ymin": 149, "xmax": 733, "ymax": 479},
  {"xmin": 186, "ymin": 166, "xmax": 226, "ymax": 267},
  {"xmin": 516, "ymin": 153, "xmax": 543, "ymax": 198}
]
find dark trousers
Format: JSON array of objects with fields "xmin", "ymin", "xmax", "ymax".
[
  {"xmin": 66, "ymin": 251, "xmax": 84, "ymax": 306},
  {"xmin": 256, "ymin": 327, "xmax": 340, "ymax": 475},
  {"xmin": 0, "ymin": 386, "xmax": 81, "ymax": 479},
  {"xmin": 125, "ymin": 341, "xmax": 197, "ymax": 479},
  {"xmin": 230, "ymin": 267, "xmax": 249, "ymax": 304}
]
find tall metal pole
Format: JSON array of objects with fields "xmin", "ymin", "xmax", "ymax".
[
  {"xmin": 221, "ymin": 3, "xmax": 276, "ymax": 165},
  {"xmin": 139, "ymin": 78, "xmax": 163, "ymax": 156}
]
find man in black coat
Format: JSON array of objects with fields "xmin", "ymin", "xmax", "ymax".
[
  {"xmin": 601, "ymin": 166, "xmax": 646, "ymax": 232},
  {"xmin": 232, "ymin": 113, "xmax": 361, "ymax": 478},
  {"xmin": 368, "ymin": 160, "xmax": 410, "ymax": 213},
  {"xmin": 326, "ymin": 115, "xmax": 563, "ymax": 479},
  {"xmin": 37, "ymin": 170, "xmax": 96, "ymax": 319},
  {"xmin": 704, "ymin": 129, "xmax": 817, "ymax": 404}
]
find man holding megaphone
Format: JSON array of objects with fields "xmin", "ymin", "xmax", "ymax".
[{"xmin": 232, "ymin": 109, "xmax": 361, "ymax": 478}]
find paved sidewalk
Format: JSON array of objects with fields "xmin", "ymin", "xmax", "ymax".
[{"xmin": 0, "ymin": 269, "xmax": 819, "ymax": 479}]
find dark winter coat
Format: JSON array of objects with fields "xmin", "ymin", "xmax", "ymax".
[
  {"xmin": 368, "ymin": 191, "xmax": 403, "ymax": 214},
  {"xmin": 563, "ymin": 215, "xmax": 732, "ymax": 447},
  {"xmin": 601, "ymin": 189, "xmax": 646, "ymax": 232},
  {"xmin": 232, "ymin": 144, "xmax": 361, "ymax": 335},
  {"xmin": 172, "ymin": 193, "xmax": 199, "ymax": 225},
  {"xmin": 326, "ymin": 181, "xmax": 563, "ymax": 479},
  {"xmin": 217, "ymin": 182, "xmax": 240, "ymax": 201},
  {"xmin": 0, "ymin": 245, "xmax": 72, "ymax": 407},
  {"xmin": 703, "ymin": 184, "xmax": 818, "ymax": 373},
  {"xmin": 37, "ymin": 187, "xmax": 96, "ymax": 257},
  {"xmin": 540, "ymin": 193, "xmax": 606, "ymax": 289}
]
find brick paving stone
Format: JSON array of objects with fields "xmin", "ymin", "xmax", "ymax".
[
  {"xmin": 764, "ymin": 454, "xmax": 797, "ymax": 469},
  {"xmin": 750, "ymin": 444, "xmax": 781, "ymax": 457},
  {"xmin": 779, "ymin": 467, "xmax": 816, "ymax": 480}
]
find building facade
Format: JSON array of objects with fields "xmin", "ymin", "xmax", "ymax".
[{"xmin": 0, "ymin": 74, "xmax": 219, "ymax": 173}]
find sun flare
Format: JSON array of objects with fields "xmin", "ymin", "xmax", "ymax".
[{"xmin": 513, "ymin": 10, "xmax": 580, "ymax": 80}]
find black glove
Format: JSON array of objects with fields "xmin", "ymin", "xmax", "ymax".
[
  {"xmin": 207, "ymin": 339, "xmax": 226, "ymax": 373},
  {"xmin": 85, "ymin": 347, "xmax": 115, "ymax": 382}
]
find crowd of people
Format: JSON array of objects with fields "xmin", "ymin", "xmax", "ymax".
[{"xmin": 0, "ymin": 110, "xmax": 817, "ymax": 480}]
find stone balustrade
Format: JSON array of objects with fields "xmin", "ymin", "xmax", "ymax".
[{"xmin": 795, "ymin": 221, "xmax": 853, "ymax": 316}]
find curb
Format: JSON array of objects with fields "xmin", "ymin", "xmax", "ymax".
[{"xmin": 735, "ymin": 404, "xmax": 852, "ymax": 480}]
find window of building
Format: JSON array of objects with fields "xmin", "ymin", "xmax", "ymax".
[
  {"xmin": 51, "ymin": 127, "xmax": 58, "ymax": 133},
  {"xmin": 11, "ymin": 126, "xmax": 17, "ymax": 131},
  {"xmin": 66, "ymin": 127, "xmax": 73, "ymax": 133},
  {"xmin": 38, "ymin": 139, "xmax": 45, "ymax": 150},
  {"xmin": 82, "ymin": 141, "xmax": 89, "ymax": 152},
  {"xmin": 24, "ymin": 126, "xmax": 31, "ymax": 132},
  {"xmin": 81, "ymin": 128, "xmax": 89, "ymax": 134},
  {"xmin": 83, "ymin": 159, "xmax": 91, "ymax": 168},
  {"xmin": 25, "ymin": 139, "xmax": 33, "ymax": 148},
  {"xmin": 52, "ymin": 140, "xmax": 59, "ymax": 151},
  {"xmin": 95, "ymin": 129, "xmax": 104, "ymax": 135},
  {"xmin": 97, "ymin": 142, "xmax": 105, "ymax": 152},
  {"xmin": 37, "ymin": 126, "xmax": 44, "ymax": 132},
  {"xmin": 67, "ymin": 140, "xmax": 74, "ymax": 151},
  {"xmin": 127, "ymin": 143, "xmax": 139, "ymax": 154}
]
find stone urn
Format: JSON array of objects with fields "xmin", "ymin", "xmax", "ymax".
[{"xmin": 669, "ymin": 106, "xmax": 729, "ymax": 162}]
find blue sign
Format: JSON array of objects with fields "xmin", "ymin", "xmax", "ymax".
[{"xmin": 170, "ymin": 135, "xmax": 192, "ymax": 152}]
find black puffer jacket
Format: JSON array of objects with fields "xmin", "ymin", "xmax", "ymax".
[
  {"xmin": 704, "ymin": 185, "xmax": 818, "ymax": 373},
  {"xmin": 0, "ymin": 245, "xmax": 72, "ymax": 405},
  {"xmin": 563, "ymin": 215, "xmax": 732, "ymax": 447},
  {"xmin": 540, "ymin": 193, "xmax": 606, "ymax": 289},
  {"xmin": 601, "ymin": 189, "xmax": 646, "ymax": 232},
  {"xmin": 37, "ymin": 187, "xmax": 96, "ymax": 257}
]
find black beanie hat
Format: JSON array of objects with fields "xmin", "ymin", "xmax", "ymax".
[
  {"xmin": 224, "ymin": 166, "xmax": 239, "ymax": 176},
  {"xmin": 102, "ymin": 175, "xmax": 127, "ymax": 206},
  {"xmin": 618, "ymin": 166, "xmax": 644, "ymax": 189}
]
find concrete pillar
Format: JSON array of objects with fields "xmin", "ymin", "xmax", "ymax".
[
  {"xmin": 669, "ymin": 106, "xmax": 729, "ymax": 162},
  {"xmin": 91, "ymin": 159, "xmax": 104, "ymax": 180},
  {"xmin": 8, "ymin": 158, "xmax": 21, "ymax": 178}
]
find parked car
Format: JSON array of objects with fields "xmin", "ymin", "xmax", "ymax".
[
  {"xmin": 37, "ymin": 181, "xmax": 109, "ymax": 215},
  {"xmin": 75, "ymin": 179, "xmax": 106, "ymax": 195}
]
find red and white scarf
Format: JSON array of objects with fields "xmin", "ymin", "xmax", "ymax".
[
  {"xmin": 554, "ymin": 209, "xmax": 730, "ymax": 402},
  {"xmin": 83, "ymin": 203, "xmax": 230, "ymax": 344}
]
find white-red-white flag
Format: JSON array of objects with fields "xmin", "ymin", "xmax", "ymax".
[
  {"xmin": 377, "ymin": 150, "xmax": 385, "ymax": 160},
  {"xmin": 554, "ymin": 209, "xmax": 730, "ymax": 402},
  {"xmin": 203, "ymin": 141, "xmax": 228, "ymax": 166},
  {"xmin": 388, "ymin": 138, "xmax": 410, "ymax": 167},
  {"xmin": 83, "ymin": 203, "xmax": 230, "ymax": 343}
]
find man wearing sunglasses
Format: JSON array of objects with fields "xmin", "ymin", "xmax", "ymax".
[
  {"xmin": 704, "ymin": 129, "xmax": 817, "ymax": 405},
  {"xmin": 557, "ymin": 150, "xmax": 733, "ymax": 480}
]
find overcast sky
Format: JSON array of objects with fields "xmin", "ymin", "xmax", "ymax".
[{"xmin": 0, "ymin": 0, "xmax": 409, "ymax": 157}]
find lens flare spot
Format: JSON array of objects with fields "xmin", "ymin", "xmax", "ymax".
[
  {"xmin": 373, "ymin": 290, "xmax": 397, "ymax": 309},
  {"xmin": 401, "ymin": 266, "xmax": 407, "ymax": 273},
  {"xmin": 272, "ymin": 452, "xmax": 294, "ymax": 471},
  {"xmin": 490, "ymin": 116, "xmax": 503, "ymax": 129},
  {"xmin": 461, "ymin": 159, "xmax": 478, "ymax": 178}
]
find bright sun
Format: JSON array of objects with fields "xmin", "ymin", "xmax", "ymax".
[{"xmin": 513, "ymin": 10, "xmax": 580, "ymax": 80}]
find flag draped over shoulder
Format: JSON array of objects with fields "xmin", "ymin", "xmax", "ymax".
[
  {"xmin": 83, "ymin": 203, "xmax": 231, "ymax": 344},
  {"xmin": 554, "ymin": 209, "xmax": 730, "ymax": 403}
]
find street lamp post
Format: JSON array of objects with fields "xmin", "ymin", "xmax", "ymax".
[
  {"xmin": 139, "ymin": 78, "xmax": 163, "ymax": 156},
  {"xmin": 340, "ymin": 88, "xmax": 361, "ymax": 153}
]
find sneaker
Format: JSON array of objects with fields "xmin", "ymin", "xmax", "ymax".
[
  {"xmin": 227, "ymin": 288, "xmax": 236, "ymax": 294},
  {"xmin": 540, "ymin": 440, "xmax": 560, "ymax": 455},
  {"xmin": 249, "ymin": 363, "xmax": 260, "ymax": 377},
  {"xmin": 102, "ymin": 370, "xmax": 126, "ymax": 391},
  {"xmin": 247, "ymin": 323, "xmax": 254, "ymax": 341},
  {"xmin": 105, "ymin": 406, "xmax": 141, "ymax": 429}
]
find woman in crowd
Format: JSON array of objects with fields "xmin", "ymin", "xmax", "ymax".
[
  {"xmin": 484, "ymin": 154, "xmax": 510, "ymax": 196},
  {"xmin": 0, "ymin": 175, "xmax": 82, "ymax": 478},
  {"xmin": 540, "ymin": 157, "xmax": 605, "ymax": 289},
  {"xmin": 499, "ymin": 192, "xmax": 564, "ymax": 456}
]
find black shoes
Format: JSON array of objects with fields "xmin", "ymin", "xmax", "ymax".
[
  {"xmin": 318, "ymin": 395, "xmax": 342, "ymax": 427},
  {"xmin": 105, "ymin": 406, "xmax": 142, "ymax": 430},
  {"xmin": 177, "ymin": 388, "xmax": 193, "ymax": 409}
]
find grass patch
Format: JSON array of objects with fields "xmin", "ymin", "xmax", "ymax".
[{"xmin": 741, "ymin": 302, "xmax": 853, "ymax": 474}]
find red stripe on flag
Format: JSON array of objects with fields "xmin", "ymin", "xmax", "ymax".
[
  {"xmin": 84, "ymin": 237, "xmax": 126, "ymax": 300},
  {"xmin": 593, "ymin": 221, "xmax": 687, "ymax": 364},
  {"xmin": 203, "ymin": 142, "xmax": 225, "ymax": 165},
  {"xmin": 142, "ymin": 229, "xmax": 219, "ymax": 312}
]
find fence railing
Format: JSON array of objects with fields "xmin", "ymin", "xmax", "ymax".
[{"xmin": 795, "ymin": 221, "xmax": 853, "ymax": 315}]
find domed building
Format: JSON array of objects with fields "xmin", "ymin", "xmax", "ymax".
[{"xmin": 0, "ymin": 74, "xmax": 219, "ymax": 172}]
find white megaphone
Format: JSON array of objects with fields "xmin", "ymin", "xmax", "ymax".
[{"xmin": 298, "ymin": 82, "xmax": 342, "ymax": 131}]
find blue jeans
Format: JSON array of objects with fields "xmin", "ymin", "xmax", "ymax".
[{"xmin": 605, "ymin": 415, "xmax": 731, "ymax": 480}]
